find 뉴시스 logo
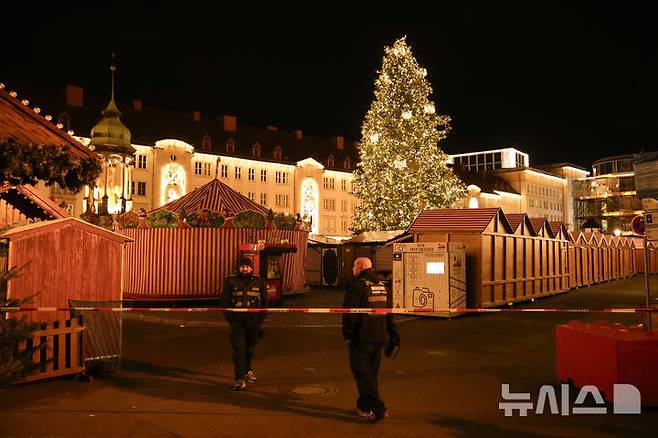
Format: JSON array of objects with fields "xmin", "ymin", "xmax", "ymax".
[{"xmin": 499, "ymin": 384, "xmax": 641, "ymax": 416}]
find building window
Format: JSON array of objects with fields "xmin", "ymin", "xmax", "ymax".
[
  {"xmin": 221, "ymin": 164, "xmax": 229, "ymax": 178},
  {"xmin": 344, "ymin": 157, "xmax": 351, "ymax": 170},
  {"xmin": 226, "ymin": 139, "xmax": 235, "ymax": 153},
  {"xmin": 137, "ymin": 155, "xmax": 147, "ymax": 169},
  {"xmin": 341, "ymin": 200, "xmax": 347, "ymax": 212},
  {"xmin": 275, "ymin": 194, "xmax": 289, "ymax": 207},
  {"xmin": 342, "ymin": 219, "xmax": 348, "ymax": 233},
  {"xmin": 136, "ymin": 181, "xmax": 146, "ymax": 196},
  {"xmin": 326, "ymin": 218, "xmax": 336, "ymax": 233},
  {"xmin": 248, "ymin": 191, "xmax": 255, "ymax": 201},
  {"xmin": 204, "ymin": 162, "xmax": 211, "ymax": 176},
  {"xmin": 235, "ymin": 167, "xmax": 241, "ymax": 179},
  {"xmin": 323, "ymin": 177, "xmax": 335, "ymax": 190},
  {"xmin": 341, "ymin": 180, "xmax": 347, "ymax": 191},
  {"xmin": 251, "ymin": 143, "xmax": 261, "ymax": 157},
  {"xmin": 323, "ymin": 199, "xmax": 336, "ymax": 211},
  {"xmin": 494, "ymin": 152, "xmax": 502, "ymax": 169},
  {"xmin": 326, "ymin": 154, "xmax": 335, "ymax": 168},
  {"xmin": 195, "ymin": 162, "xmax": 202, "ymax": 175},
  {"xmin": 202, "ymin": 135, "xmax": 212, "ymax": 151},
  {"xmin": 260, "ymin": 169, "xmax": 267, "ymax": 182},
  {"xmin": 516, "ymin": 153, "xmax": 524, "ymax": 167},
  {"xmin": 275, "ymin": 171, "xmax": 288, "ymax": 184},
  {"xmin": 248, "ymin": 168, "xmax": 255, "ymax": 181},
  {"xmin": 260, "ymin": 193, "xmax": 267, "ymax": 206},
  {"xmin": 273, "ymin": 146, "xmax": 282, "ymax": 160}
]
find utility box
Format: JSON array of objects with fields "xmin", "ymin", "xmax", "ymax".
[{"xmin": 392, "ymin": 242, "xmax": 466, "ymax": 317}]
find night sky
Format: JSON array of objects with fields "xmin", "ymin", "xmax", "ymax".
[{"xmin": 2, "ymin": 5, "xmax": 656, "ymax": 168}]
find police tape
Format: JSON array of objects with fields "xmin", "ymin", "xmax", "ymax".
[{"xmin": 1, "ymin": 306, "xmax": 657, "ymax": 314}]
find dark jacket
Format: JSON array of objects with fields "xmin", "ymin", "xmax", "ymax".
[
  {"xmin": 342, "ymin": 268, "xmax": 399, "ymax": 344},
  {"xmin": 220, "ymin": 274, "xmax": 268, "ymax": 324}
]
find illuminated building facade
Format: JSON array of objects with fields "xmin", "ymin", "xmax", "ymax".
[
  {"xmin": 449, "ymin": 148, "xmax": 590, "ymax": 230},
  {"xmin": 572, "ymin": 154, "xmax": 642, "ymax": 234},
  {"xmin": 34, "ymin": 83, "xmax": 357, "ymax": 237}
]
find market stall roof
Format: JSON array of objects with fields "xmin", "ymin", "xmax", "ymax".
[
  {"xmin": 0, "ymin": 183, "xmax": 68, "ymax": 221},
  {"xmin": 347, "ymin": 230, "xmax": 408, "ymax": 245},
  {"xmin": 0, "ymin": 84, "xmax": 96, "ymax": 159},
  {"xmin": 152, "ymin": 178, "xmax": 269, "ymax": 216},
  {"xmin": 0, "ymin": 217, "xmax": 133, "ymax": 243},
  {"xmin": 409, "ymin": 208, "xmax": 513, "ymax": 234}
]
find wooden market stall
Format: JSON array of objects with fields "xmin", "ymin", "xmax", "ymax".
[
  {"xmin": 1, "ymin": 217, "xmax": 131, "ymax": 323},
  {"xmin": 120, "ymin": 178, "xmax": 309, "ymax": 300},
  {"xmin": 408, "ymin": 208, "xmax": 571, "ymax": 308}
]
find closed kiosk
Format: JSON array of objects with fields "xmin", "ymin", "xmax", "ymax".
[{"xmin": 391, "ymin": 242, "xmax": 466, "ymax": 317}]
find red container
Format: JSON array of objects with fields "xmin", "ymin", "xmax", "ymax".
[{"xmin": 556, "ymin": 320, "xmax": 658, "ymax": 406}]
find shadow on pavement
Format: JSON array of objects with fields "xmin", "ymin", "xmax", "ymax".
[{"xmin": 109, "ymin": 360, "xmax": 367, "ymax": 424}]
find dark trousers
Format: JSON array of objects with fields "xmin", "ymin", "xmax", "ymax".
[
  {"xmin": 348, "ymin": 342, "xmax": 386, "ymax": 415},
  {"xmin": 229, "ymin": 318, "xmax": 261, "ymax": 380}
]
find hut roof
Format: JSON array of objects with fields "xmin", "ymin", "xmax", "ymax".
[
  {"xmin": 529, "ymin": 217, "xmax": 555, "ymax": 237},
  {"xmin": 0, "ymin": 184, "xmax": 69, "ymax": 221},
  {"xmin": 0, "ymin": 85, "xmax": 96, "ymax": 159},
  {"xmin": 506, "ymin": 213, "xmax": 527, "ymax": 232},
  {"xmin": 347, "ymin": 230, "xmax": 408, "ymax": 245},
  {"xmin": 0, "ymin": 217, "xmax": 133, "ymax": 243},
  {"xmin": 153, "ymin": 178, "xmax": 269, "ymax": 216},
  {"xmin": 409, "ymin": 208, "xmax": 513, "ymax": 233}
]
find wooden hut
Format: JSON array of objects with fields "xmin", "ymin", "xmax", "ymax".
[
  {"xmin": 407, "ymin": 208, "xmax": 570, "ymax": 308},
  {"xmin": 1, "ymin": 217, "xmax": 132, "ymax": 323}
]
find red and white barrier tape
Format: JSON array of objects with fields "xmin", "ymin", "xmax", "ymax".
[{"xmin": 1, "ymin": 306, "xmax": 657, "ymax": 314}]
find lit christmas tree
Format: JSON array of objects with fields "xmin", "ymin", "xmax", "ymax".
[{"xmin": 351, "ymin": 37, "xmax": 465, "ymax": 232}]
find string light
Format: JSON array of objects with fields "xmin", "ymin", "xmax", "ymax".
[
  {"xmin": 34, "ymin": 107, "xmax": 41, "ymax": 114},
  {"xmin": 45, "ymin": 115, "xmax": 52, "ymax": 121},
  {"xmin": 56, "ymin": 123, "xmax": 64, "ymax": 129},
  {"xmin": 21, "ymin": 99, "xmax": 29, "ymax": 106},
  {"xmin": 10, "ymin": 91, "xmax": 17, "ymax": 97}
]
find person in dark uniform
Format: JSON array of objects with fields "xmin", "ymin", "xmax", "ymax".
[
  {"xmin": 220, "ymin": 257, "xmax": 268, "ymax": 391},
  {"xmin": 342, "ymin": 257, "xmax": 400, "ymax": 422}
]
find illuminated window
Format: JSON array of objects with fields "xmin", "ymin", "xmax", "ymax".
[
  {"xmin": 203, "ymin": 162, "xmax": 211, "ymax": 176},
  {"xmin": 260, "ymin": 169, "xmax": 267, "ymax": 182},
  {"xmin": 323, "ymin": 199, "xmax": 336, "ymax": 211},
  {"xmin": 137, "ymin": 155, "xmax": 147, "ymax": 169},
  {"xmin": 235, "ymin": 167, "xmax": 241, "ymax": 179},
  {"xmin": 260, "ymin": 193, "xmax": 267, "ymax": 206},
  {"xmin": 343, "ymin": 157, "xmax": 351, "ymax": 170},
  {"xmin": 194, "ymin": 162, "xmax": 202, "ymax": 175},
  {"xmin": 248, "ymin": 191, "xmax": 255, "ymax": 201},
  {"xmin": 273, "ymin": 146, "xmax": 282, "ymax": 160},
  {"xmin": 323, "ymin": 177, "xmax": 335, "ymax": 190},
  {"xmin": 221, "ymin": 164, "xmax": 228, "ymax": 178},
  {"xmin": 251, "ymin": 143, "xmax": 261, "ymax": 157},
  {"xmin": 202, "ymin": 135, "xmax": 212, "ymax": 151},
  {"xmin": 327, "ymin": 154, "xmax": 335, "ymax": 167},
  {"xmin": 226, "ymin": 139, "xmax": 235, "ymax": 153},
  {"xmin": 341, "ymin": 180, "xmax": 347, "ymax": 191},
  {"xmin": 275, "ymin": 171, "xmax": 288, "ymax": 184},
  {"xmin": 248, "ymin": 168, "xmax": 255, "ymax": 181},
  {"xmin": 275, "ymin": 194, "xmax": 289, "ymax": 207}
]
